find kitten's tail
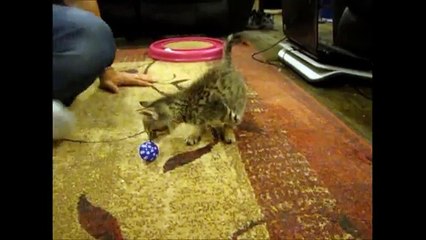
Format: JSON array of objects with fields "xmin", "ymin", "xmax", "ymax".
[
  {"xmin": 223, "ymin": 34, "xmax": 235, "ymax": 66},
  {"xmin": 53, "ymin": 99, "xmax": 75, "ymax": 140}
]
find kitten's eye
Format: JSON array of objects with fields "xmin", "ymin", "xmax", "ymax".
[{"xmin": 233, "ymin": 114, "xmax": 239, "ymax": 122}]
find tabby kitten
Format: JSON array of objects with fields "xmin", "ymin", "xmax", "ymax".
[{"xmin": 138, "ymin": 34, "xmax": 247, "ymax": 145}]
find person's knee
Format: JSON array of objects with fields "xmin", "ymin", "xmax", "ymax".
[
  {"xmin": 66, "ymin": 8, "xmax": 116, "ymax": 69},
  {"xmin": 53, "ymin": 6, "xmax": 117, "ymax": 104}
]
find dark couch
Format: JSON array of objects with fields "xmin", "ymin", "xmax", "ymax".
[{"xmin": 97, "ymin": 0, "xmax": 254, "ymax": 39}]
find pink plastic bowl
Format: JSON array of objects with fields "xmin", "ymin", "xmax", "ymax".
[{"xmin": 148, "ymin": 37, "xmax": 224, "ymax": 62}]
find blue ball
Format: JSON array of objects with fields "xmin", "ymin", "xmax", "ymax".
[{"xmin": 139, "ymin": 141, "xmax": 159, "ymax": 162}]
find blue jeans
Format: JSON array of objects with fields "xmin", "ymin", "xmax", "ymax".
[{"xmin": 53, "ymin": 4, "xmax": 116, "ymax": 106}]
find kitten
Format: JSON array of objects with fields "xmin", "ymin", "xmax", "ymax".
[{"xmin": 138, "ymin": 34, "xmax": 247, "ymax": 145}]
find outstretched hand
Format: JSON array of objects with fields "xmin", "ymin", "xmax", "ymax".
[{"xmin": 99, "ymin": 67, "xmax": 155, "ymax": 93}]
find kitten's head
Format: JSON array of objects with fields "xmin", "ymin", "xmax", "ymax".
[{"xmin": 138, "ymin": 99, "xmax": 173, "ymax": 139}]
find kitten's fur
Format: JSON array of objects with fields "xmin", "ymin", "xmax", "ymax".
[{"xmin": 139, "ymin": 34, "xmax": 247, "ymax": 145}]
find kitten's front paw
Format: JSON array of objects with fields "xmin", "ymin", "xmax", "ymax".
[
  {"xmin": 224, "ymin": 128, "xmax": 236, "ymax": 144},
  {"xmin": 185, "ymin": 134, "xmax": 201, "ymax": 145}
]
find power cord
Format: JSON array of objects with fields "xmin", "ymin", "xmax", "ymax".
[
  {"xmin": 354, "ymin": 86, "xmax": 372, "ymax": 100},
  {"xmin": 59, "ymin": 130, "xmax": 147, "ymax": 144},
  {"xmin": 250, "ymin": 36, "xmax": 372, "ymax": 101},
  {"xmin": 251, "ymin": 36, "xmax": 288, "ymax": 68}
]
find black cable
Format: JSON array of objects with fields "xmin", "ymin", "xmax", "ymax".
[
  {"xmin": 354, "ymin": 86, "xmax": 372, "ymax": 101},
  {"xmin": 251, "ymin": 36, "xmax": 372, "ymax": 101},
  {"xmin": 60, "ymin": 130, "xmax": 147, "ymax": 144},
  {"xmin": 251, "ymin": 36, "xmax": 288, "ymax": 68}
]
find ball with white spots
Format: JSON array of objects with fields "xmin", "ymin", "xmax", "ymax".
[{"xmin": 139, "ymin": 141, "xmax": 159, "ymax": 162}]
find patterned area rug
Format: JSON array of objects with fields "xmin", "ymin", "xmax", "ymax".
[{"xmin": 53, "ymin": 41, "xmax": 372, "ymax": 239}]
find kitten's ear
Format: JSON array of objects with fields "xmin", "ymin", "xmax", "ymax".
[
  {"xmin": 139, "ymin": 101, "xmax": 152, "ymax": 108},
  {"xmin": 140, "ymin": 108, "xmax": 159, "ymax": 120}
]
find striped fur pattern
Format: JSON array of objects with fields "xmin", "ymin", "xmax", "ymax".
[{"xmin": 138, "ymin": 34, "xmax": 247, "ymax": 145}]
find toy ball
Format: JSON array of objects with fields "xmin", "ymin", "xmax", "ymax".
[{"xmin": 139, "ymin": 141, "xmax": 159, "ymax": 162}]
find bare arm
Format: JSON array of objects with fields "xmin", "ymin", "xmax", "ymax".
[{"xmin": 99, "ymin": 67, "xmax": 155, "ymax": 93}]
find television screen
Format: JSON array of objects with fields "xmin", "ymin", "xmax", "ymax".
[{"xmin": 281, "ymin": 0, "xmax": 318, "ymax": 58}]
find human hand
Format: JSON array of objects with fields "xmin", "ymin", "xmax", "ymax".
[{"xmin": 99, "ymin": 67, "xmax": 155, "ymax": 93}]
